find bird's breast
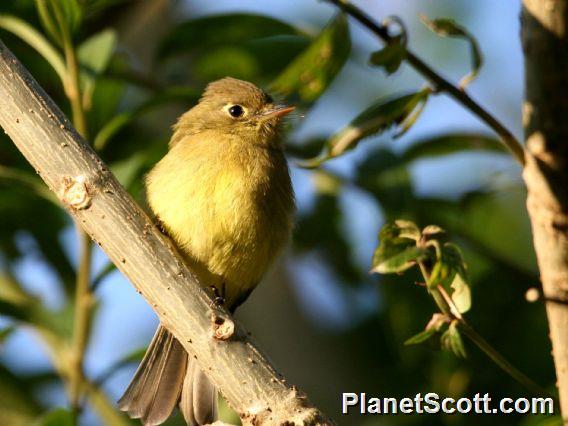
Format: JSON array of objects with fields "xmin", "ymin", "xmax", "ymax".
[{"xmin": 145, "ymin": 137, "xmax": 294, "ymax": 305}]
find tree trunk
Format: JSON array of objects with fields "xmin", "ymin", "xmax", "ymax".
[{"xmin": 522, "ymin": 0, "xmax": 568, "ymax": 419}]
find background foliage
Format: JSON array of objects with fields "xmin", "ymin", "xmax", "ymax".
[{"xmin": 0, "ymin": 0, "xmax": 557, "ymax": 425}]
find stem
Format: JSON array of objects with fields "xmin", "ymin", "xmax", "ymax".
[
  {"xmin": 51, "ymin": 5, "xmax": 93, "ymax": 423},
  {"xmin": 458, "ymin": 322, "xmax": 551, "ymax": 397},
  {"xmin": 416, "ymin": 260, "xmax": 551, "ymax": 397},
  {"xmin": 69, "ymin": 231, "xmax": 93, "ymax": 422},
  {"xmin": 324, "ymin": 0, "xmax": 526, "ymax": 166}
]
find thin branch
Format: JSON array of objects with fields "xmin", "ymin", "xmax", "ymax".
[
  {"xmin": 324, "ymin": 0, "xmax": 526, "ymax": 166},
  {"xmin": 0, "ymin": 39, "xmax": 331, "ymax": 426},
  {"xmin": 417, "ymin": 259, "xmax": 552, "ymax": 398}
]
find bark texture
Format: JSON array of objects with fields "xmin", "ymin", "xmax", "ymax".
[
  {"xmin": 522, "ymin": 0, "xmax": 568, "ymax": 419},
  {"xmin": 0, "ymin": 39, "xmax": 332, "ymax": 425}
]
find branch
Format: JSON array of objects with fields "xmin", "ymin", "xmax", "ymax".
[
  {"xmin": 416, "ymin": 261, "xmax": 551, "ymax": 398},
  {"xmin": 324, "ymin": 0, "xmax": 526, "ymax": 166},
  {"xmin": 522, "ymin": 0, "xmax": 568, "ymax": 420},
  {"xmin": 0, "ymin": 39, "xmax": 331, "ymax": 426}
]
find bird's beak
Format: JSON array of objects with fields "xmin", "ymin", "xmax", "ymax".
[{"xmin": 261, "ymin": 105, "xmax": 295, "ymax": 119}]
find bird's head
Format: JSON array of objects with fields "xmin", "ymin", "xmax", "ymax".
[{"xmin": 173, "ymin": 77, "xmax": 294, "ymax": 146}]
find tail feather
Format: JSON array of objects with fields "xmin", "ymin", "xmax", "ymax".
[
  {"xmin": 118, "ymin": 325, "xmax": 187, "ymax": 425},
  {"xmin": 179, "ymin": 359, "xmax": 218, "ymax": 425}
]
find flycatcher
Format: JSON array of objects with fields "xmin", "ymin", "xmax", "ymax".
[{"xmin": 118, "ymin": 77, "xmax": 296, "ymax": 425}]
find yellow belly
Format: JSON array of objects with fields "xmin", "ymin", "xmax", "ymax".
[{"xmin": 145, "ymin": 134, "xmax": 294, "ymax": 308}]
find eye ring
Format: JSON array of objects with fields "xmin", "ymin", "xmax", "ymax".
[{"xmin": 228, "ymin": 105, "xmax": 244, "ymax": 118}]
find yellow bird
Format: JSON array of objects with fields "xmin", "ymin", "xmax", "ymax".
[{"xmin": 118, "ymin": 77, "xmax": 296, "ymax": 425}]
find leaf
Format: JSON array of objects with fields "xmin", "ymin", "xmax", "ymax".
[
  {"xmin": 402, "ymin": 133, "xmax": 507, "ymax": 162},
  {"xmin": 159, "ymin": 14, "xmax": 308, "ymax": 82},
  {"xmin": 354, "ymin": 148, "xmax": 413, "ymax": 214},
  {"xmin": 0, "ymin": 14, "xmax": 66, "ymax": 83},
  {"xmin": 426, "ymin": 242, "xmax": 471, "ymax": 313},
  {"xmin": 55, "ymin": 0, "xmax": 82, "ymax": 35},
  {"xmin": 109, "ymin": 152, "xmax": 147, "ymax": 190},
  {"xmin": 421, "ymin": 15, "xmax": 483, "ymax": 88},
  {"xmin": 393, "ymin": 219, "xmax": 421, "ymax": 241},
  {"xmin": 372, "ymin": 246, "xmax": 427, "ymax": 274},
  {"xmin": 295, "ymin": 192, "xmax": 363, "ymax": 286},
  {"xmin": 441, "ymin": 321, "xmax": 467, "ymax": 358},
  {"xmin": 404, "ymin": 327, "xmax": 437, "ymax": 345},
  {"xmin": 369, "ymin": 42, "xmax": 406, "ymax": 74},
  {"xmin": 371, "ymin": 221, "xmax": 428, "ymax": 274},
  {"xmin": 159, "ymin": 14, "xmax": 303, "ymax": 58},
  {"xmin": 450, "ymin": 272, "xmax": 471, "ymax": 314},
  {"xmin": 0, "ymin": 165, "xmax": 59, "ymax": 205},
  {"xmin": 35, "ymin": 0, "xmax": 64, "ymax": 46},
  {"xmin": 443, "ymin": 243, "xmax": 471, "ymax": 314},
  {"xmin": 33, "ymin": 408, "xmax": 73, "ymax": 426},
  {"xmin": 78, "ymin": 29, "xmax": 117, "ymax": 109},
  {"xmin": 36, "ymin": 0, "xmax": 82, "ymax": 46},
  {"xmin": 301, "ymin": 90, "xmax": 429, "ymax": 168},
  {"xmin": 0, "ymin": 325, "xmax": 15, "ymax": 345},
  {"xmin": 93, "ymin": 86, "xmax": 200, "ymax": 151},
  {"xmin": 405, "ymin": 313, "xmax": 450, "ymax": 345},
  {"xmin": 422, "ymin": 225, "xmax": 445, "ymax": 238},
  {"xmin": 271, "ymin": 14, "xmax": 350, "ymax": 104}
]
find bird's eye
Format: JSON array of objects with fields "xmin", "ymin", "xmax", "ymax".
[{"xmin": 228, "ymin": 105, "xmax": 244, "ymax": 118}]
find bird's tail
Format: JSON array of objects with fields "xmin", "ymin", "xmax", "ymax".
[{"xmin": 118, "ymin": 325, "xmax": 218, "ymax": 426}]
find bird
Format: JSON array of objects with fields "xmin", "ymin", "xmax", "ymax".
[{"xmin": 117, "ymin": 77, "xmax": 296, "ymax": 425}]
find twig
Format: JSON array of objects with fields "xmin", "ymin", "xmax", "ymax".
[
  {"xmin": 323, "ymin": 0, "xmax": 526, "ymax": 166},
  {"xmin": 417, "ymin": 259, "xmax": 552, "ymax": 397}
]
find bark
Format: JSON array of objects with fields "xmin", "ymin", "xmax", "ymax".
[
  {"xmin": 521, "ymin": 0, "xmax": 568, "ymax": 420},
  {"xmin": 0, "ymin": 39, "xmax": 332, "ymax": 426}
]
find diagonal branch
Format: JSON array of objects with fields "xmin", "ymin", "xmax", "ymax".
[
  {"xmin": 324, "ymin": 0, "xmax": 526, "ymax": 166},
  {"xmin": 0, "ymin": 39, "xmax": 331, "ymax": 426}
]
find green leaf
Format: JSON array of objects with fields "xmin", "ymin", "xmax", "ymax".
[
  {"xmin": 450, "ymin": 272, "xmax": 471, "ymax": 314},
  {"xmin": 35, "ymin": 0, "xmax": 64, "ymax": 46},
  {"xmin": 0, "ymin": 14, "xmax": 66, "ymax": 83},
  {"xmin": 295, "ymin": 192, "xmax": 363, "ymax": 286},
  {"xmin": 405, "ymin": 313, "xmax": 450, "ymax": 345},
  {"xmin": 93, "ymin": 86, "xmax": 200, "ymax": 151},
  {"xmin": 372, "ymin": 246, "xmax": 427, "ymax": 274},
  {"xmin": 0, "ymin": 165, "xmax": 59, "ymax": 205},
  {"xmin": 109, "ymin": 152, "xmax": 147, "ymax": 190},
  {"xmin": 78, "ymin": 29, "xmax": 117, "ymax": 109},
  {"xmin": 36, "ymin": 0, "xmax": 82, "ymax": 45},
  {"xmin": 159, "ymin": 14, "xmax": 308, "ymax": 82},
  {"xmin": 33, "ymin": 408, "xmax": 73, "ymax": 426},
  {"xmin": 271, "ymin": 14, "xmax": 350, "ymax": 104},
  {"xmin": 393, "ymin": 219, "xmax": 421, "ymax": 241},
  {"xmin": 421, "ymin": 15, "xmax": 483, "ymax": 88},
  {"xmin": 369, "ymin": 42, "xmax": 406, "ymax": 74},
  {"xmin": 422, "ymin": 224, "xmax": 445, "ymax": 238},
  {"xmin": 55, "ymin": 0, "xmax": 81, "ymax": 34},
  {"xmin": 441, "ymin": 321, "xmax": 467, "ymax": 358},
  {"xmin": 371, "ymin": 221, "xmax": 428, "ymax": 274},
  {"xmin": 402, "ymin": 133, "xmax": 507, "ymax": 162},
  {"xmin": 160, "ymin": 14, "xmax": 303, "ymax": 58},
  {"xmin": 404, "ymin": 328, "xmax": 437, "ymax": 345},
  {"xmin": 0, "ymin": 325, "xmax": 15, "ymax": 345},
  {"xmin": 443, "ymin": 243, "xmax": 471, "ymax": 314},
  {"xmin": 301, "ymin": 90, "xmax": 429, "ymax": 168},
  {"xmin": 426, "ymin": 242, "xmax": 471, "ymax": 313},
  {"xmin": 354, "ymin": 148, "xmax": 413, "ymax": 214}
]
